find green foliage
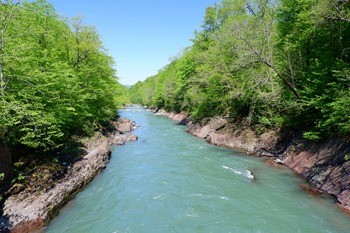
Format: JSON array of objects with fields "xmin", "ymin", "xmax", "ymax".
[
  {"xmin": 12, "ymin": 173, "xmax": 26, "ymax": 184},
  {"xmin": 0, "ymin": 0, "xmax": 127, "ymax": 151},
  {"xmin": 276, "ymin": 0, "xmax": 350, "ymax": 135},
  {"xmin": 345, "ymin": 154, "xmax": 350, "ymax": 162},
  {"xmin": 323, "ymin": 90, "xmax": 350, "ymax": 134},
  {"xmin": 130, "ymin": 0, "xmax": 350, "ymax": 139},
  {"xmin": 302, "ymin": 131, "xmax": 322, "ymax": 141}
]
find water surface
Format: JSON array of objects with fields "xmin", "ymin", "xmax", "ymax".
[{"xmin": 46, "ymin": 106, "xmax": 350, "ymax": 233}]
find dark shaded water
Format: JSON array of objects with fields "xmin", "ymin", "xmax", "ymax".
[{"xmin": 46, "ymin": 106, "xmax": 350, "ymax": 232}]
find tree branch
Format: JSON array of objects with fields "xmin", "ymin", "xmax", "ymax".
[{"xmin": 234, "ymin": 30, "xmax": 301, "ymax": 99}]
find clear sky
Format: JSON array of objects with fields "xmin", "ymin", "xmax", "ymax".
[{"xmin": 48, "ymin": 0, "xmax": 219, "ymax": 85}]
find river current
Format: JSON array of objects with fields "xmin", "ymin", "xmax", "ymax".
[{"xmin": 46, "ymin": 106, "xmax": 350, "ymax": 233}]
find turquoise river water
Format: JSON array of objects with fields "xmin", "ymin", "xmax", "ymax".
[{"xmin": 45, "ymin": 106, "xmax": 350, "ymax": 233}]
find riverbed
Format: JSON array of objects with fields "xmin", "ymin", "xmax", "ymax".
[{"xmin": 45, "ymin": 106, "xmax": 350, "ymax": 233}]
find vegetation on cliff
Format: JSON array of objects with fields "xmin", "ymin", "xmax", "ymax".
[
  {"xmin": 0, "ymin": 0, "xmax": 129, "ymax": 152},
  {"xmin": 129, "ymin": 0, "xmax": 350, "ymax": 141}
]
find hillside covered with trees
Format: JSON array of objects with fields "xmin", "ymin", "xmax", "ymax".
[
  {"xmin": 129, "ymin": 0, "xmax": 350, "ymax": 141},
  {"xmin": 0, "ymin": 0, "xmax": 128, "ymax": 153}
]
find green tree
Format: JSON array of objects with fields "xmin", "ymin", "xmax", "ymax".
[
  {"xmin": 130, "ymin": 0, "xmax": 350, "ymax": 138},
  {"xmin": 0, "ymin": 0, "xmax": 127, "ymax": 150}
]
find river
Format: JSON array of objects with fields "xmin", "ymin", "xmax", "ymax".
[{"xmin": 46, "ymin": 106, "xmax": 350, "ymax": 233}]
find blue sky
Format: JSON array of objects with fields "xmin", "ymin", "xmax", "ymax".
[{"xmin": 48, "ymin": 0, "xmax": 219, "ymax": 85}]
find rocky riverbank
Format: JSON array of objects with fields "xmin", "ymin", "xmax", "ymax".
[
  {"xmin": 0, "ymin": 118, "xmax": 138, "ymax": 233},
  {"xmin": 152, "ymin": 108, "xmax": 350, "ymax": 215}
]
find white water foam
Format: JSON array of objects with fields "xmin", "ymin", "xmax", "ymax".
[
  {"xmin": 222, "ymin": 165, "xmax": 255, "ymax": 179},
  {"xmin": 153, "ymin": 194, "xmax": 165, "ymax": 200}
]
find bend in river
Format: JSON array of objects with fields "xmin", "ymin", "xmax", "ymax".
[{"xmin": 46, "ymin": 106, "xmax": 350, "ymax": 233}]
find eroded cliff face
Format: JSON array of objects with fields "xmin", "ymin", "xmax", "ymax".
[
  {"xmin": 278, "ymin": 138, "xmax": 350, "ymax": 213},
  {"xmin": 155, "ymin": 108, "xmax": 350, "ymax": 215},
  {"xmin": 0, "ymin": 118, "xmax": 138, "ymax": 233}
]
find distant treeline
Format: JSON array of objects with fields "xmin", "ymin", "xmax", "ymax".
[
  {"xmin": 129, "ymin": 0, "xmax": 350, "ymax": 140},
  {"xmin": 0, "ymin": 0, "xmax": 128, "ymax": 151}
]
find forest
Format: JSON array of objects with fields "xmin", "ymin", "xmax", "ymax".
[
  {"xmin": 129, "ymin": 0, "xmax": 350, "ymax": 141},
  {"xmin": 0, "ymin": 0, "xmax": 128, "ymax": 153},
  {"xmin": 0, "ymin": 1, "xmax": 350, "ymax": 230}
]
